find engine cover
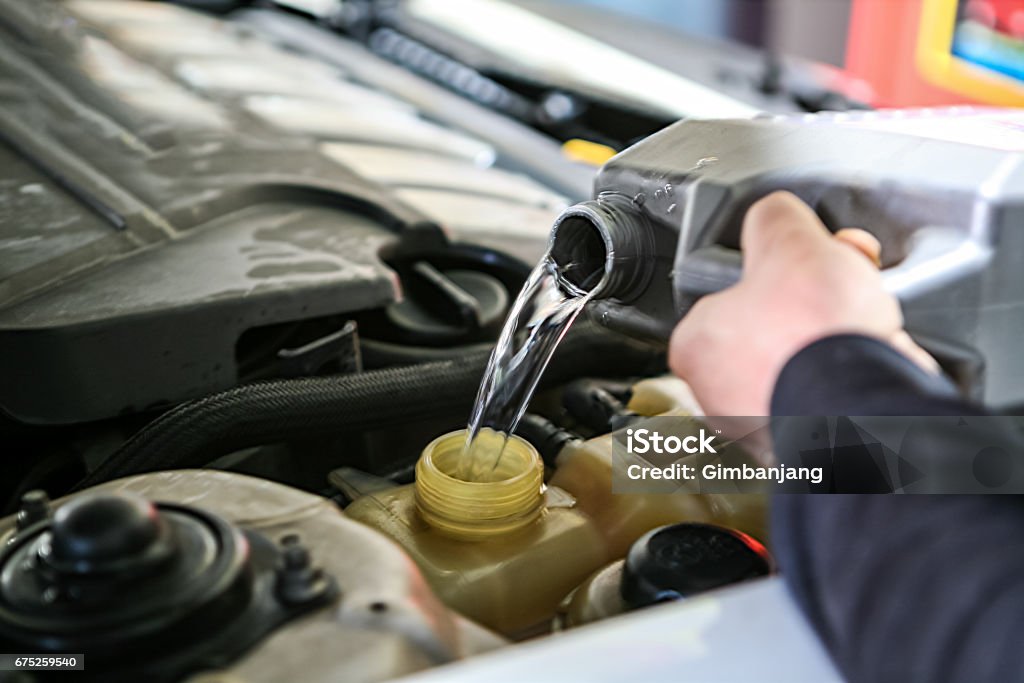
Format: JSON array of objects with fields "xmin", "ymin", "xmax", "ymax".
[{"xmin": 0, "ymin": 0, "xmax": 569, "ymax": 425}]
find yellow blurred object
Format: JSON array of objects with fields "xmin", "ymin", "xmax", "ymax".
[{"xmin": 562, "ymin": 138, "xmax": 617, "ymax": 165}]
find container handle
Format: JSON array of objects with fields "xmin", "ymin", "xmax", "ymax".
[{"xmin": 674, "ymin": 228, "xmax": 991, "ymax": 312}]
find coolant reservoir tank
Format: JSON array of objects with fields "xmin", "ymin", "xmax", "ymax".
[
  {"xmin": 347, "ymin": 380, "xmax": 769, "ymax": 635},
  {"xmin": 345, "ymin": 431, "xmax": 608, "ymax": 637}
]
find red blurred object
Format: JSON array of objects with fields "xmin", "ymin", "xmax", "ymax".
[
  {"xmin": 845, "ymin": 0, "xmax": 976, "ymax": 107},
  {"xmin": 970, "ymin": 0, "xmax": 1024, "ymax": 35}
]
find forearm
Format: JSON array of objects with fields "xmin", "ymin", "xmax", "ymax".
[
  {"xmin": 769, "ymin": 335, "xmax": 1024, "ymax": 682},
  {"xmin": 773, "ymin": 494, "xmax": 1024, "ymax": 683}
]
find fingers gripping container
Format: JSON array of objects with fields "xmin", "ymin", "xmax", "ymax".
[{"xmin": 548, "ymin": 110, "xmax": 1024, "ymax": 406}]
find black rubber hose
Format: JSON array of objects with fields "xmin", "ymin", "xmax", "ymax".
[
  {"xmin": 563, "ymin": 378, "xmax": 638, "ymax": 433},
  {"xmin": 358, "ymin": 338, "xmax": 496, "ymax": 368},
  {"xmin": 75, "ymin": 326, "xmax": 664, "ymax": 490},
  {"xmin": 514, "ymin": 414, "xmax": 580, "ymax": 468}
]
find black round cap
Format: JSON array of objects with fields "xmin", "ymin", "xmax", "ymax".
[
  {"xmin": 41, "ymin": 493, "xmax": 174, "ymax": 576},
  {"xmin": 620, "ymin": 523, "xmax": 772, "ymax": 609},
  {"xmin": 385, "ymin": 269, "xmax": 508, "ymax": 344},
  {"xmin": 0, "ymin": 491, "xmax": 256, "ymax": 664}
]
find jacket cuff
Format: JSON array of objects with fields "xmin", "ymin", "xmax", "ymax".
[{"xmin": 770, "ymin": 334, "xmax": 961, "ymax": 417}]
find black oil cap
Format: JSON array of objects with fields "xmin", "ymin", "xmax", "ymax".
[
  {"xmin": 363, "ymin": 246, "xmax": 528, "ymax": 347},
  {"xmin": 40, "ymin": 493, "xmax": 175, "ymax": 577},
  {"xmin": 620, "ymin": 523, "xmax": 772, "ymax": 609},
  {"xmin": 385, "ymin": 263, "xmax": 508, "ymax": 345}
]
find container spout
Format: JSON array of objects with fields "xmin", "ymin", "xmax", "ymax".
[{"xmin": 548, "ymin": 196, "xmax": 654, "ymax": 302}]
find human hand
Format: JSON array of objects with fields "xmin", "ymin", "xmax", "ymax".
[{"xmin": 668, "ymin": 191, "xmax": 937, "ymax": 417}]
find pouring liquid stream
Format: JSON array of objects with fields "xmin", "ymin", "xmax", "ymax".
[{"xmin": 458, "ymin": 253, "xmax": 601, "ymax": 482}]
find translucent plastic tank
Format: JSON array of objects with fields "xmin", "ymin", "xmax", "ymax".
[
  {"xmin": 347, "ymin": 378, "xmax": 768, "ymax": 634},
  {"xmin": 345, "ymin": 431, "xmax": 608, "ymax": 637},
  {"xmin": 549, "ymin": 377, "xmax": 768, "ymax": 557}
]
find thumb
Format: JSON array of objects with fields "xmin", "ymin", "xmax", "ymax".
[
  {"xmin": 740, "ymin": 192, "xmax": 831, "ymax": 271},
  {"xmin": 834, "ymin": 228, "xmax": 883, "ymax": 267}
]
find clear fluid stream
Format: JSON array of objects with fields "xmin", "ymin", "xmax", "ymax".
[{"xmin": 457, "ymin": 251, "xmax": 602, "ymax": 482}]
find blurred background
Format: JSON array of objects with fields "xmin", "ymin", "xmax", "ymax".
[
  {"xmin": 548, "ymin": 0, "xmax": 852, "ymax": 67},
  {"xmin": 495, "ymin": 0, "xmax": 1024, "ymax": 107}
]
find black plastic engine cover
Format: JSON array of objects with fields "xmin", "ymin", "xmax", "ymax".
[{"xmin": 0, "ymin": 0, "xmax": 447, "ymax": 425}]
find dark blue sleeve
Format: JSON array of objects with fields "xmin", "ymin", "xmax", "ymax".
[
  {"xmin": 769, "ymin": 335, "xmax": 1024, "ymax": 683},
  {"xmin": 770, "ymin": 334, "xmax": 968, "ymax": 417}
]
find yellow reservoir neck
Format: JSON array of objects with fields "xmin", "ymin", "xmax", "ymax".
[{"xmin": 415, "ymin": 431, "xmax": 545, "ymax": 542}]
